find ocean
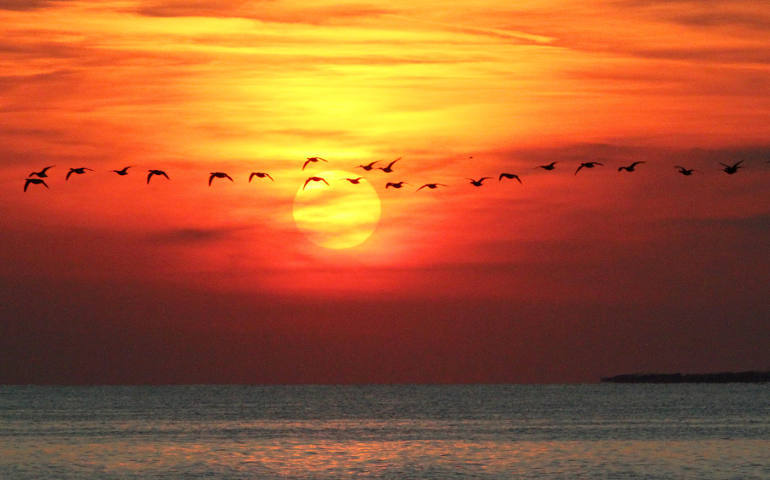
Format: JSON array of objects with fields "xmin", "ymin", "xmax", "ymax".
[{"xmin": 1, "ymin": 385, "xmax": 768, "ymax": 479}]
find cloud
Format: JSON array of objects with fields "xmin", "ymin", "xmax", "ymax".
[
  {"xmin": 132, "ymin": 1, "xmax": 396, "ymax": 25},
  {"xmin": 0, "ymin": 0, "xmax": 66, "ymax": 10},
  {"xmin": 146, "ymin": 226, "xmax": 253, "ymax": 244}
]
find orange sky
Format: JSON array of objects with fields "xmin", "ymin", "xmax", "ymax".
[{"xmin": 1, "ymin": 0, "xmax": 768, "ymax": 383}]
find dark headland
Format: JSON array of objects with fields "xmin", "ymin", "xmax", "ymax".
[{"xmin": 601, "ymin": 371, "xmax": 770, "ymax": 383}]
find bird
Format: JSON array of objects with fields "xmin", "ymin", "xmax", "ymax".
[
  {"xmin": 379, "ymin": 158, "xmax": 400, "ymax": 173},
  {"xmin": 302, "ymin": 157, "xmax": 327, "ymax": 170},
  {"xmin": 468, "ymin": 177, "xmax": 491, "ymax": 187},
  {"xmin": 24, "ymin": 178, "xmax": 48, "ymax": 192},
  {"xmin": 385, "ymin": 181, "xmax": 406, "ymax": 189},
  {"xmin": 674, "ymin": 166, "xmax": 695, "ymax": 176},
  {"xmin": 499, "ymin": 173, "xmax": 522, "ymax": 183},
  {"xmin": 249, "ymin": 172, "xmax": 274, "ymax": 182},
  {"xmin": 208, "ymin": 172, "xmax": 233, "ymax": 186},
  {"xmin": 29, "ymin": 166, "xmax": 54, "ymax": 178},
  {"xmin": 344, "ymin": 177, "xmax": 364, "ymax": 184},
  {"xmin": 618, "ymin": 161, "xmax": 645, "ymax": 172},
  {"xmin": 575, "ymin": 162, "xmax": 603, "ymax": 175},
  {"xmin": 66, "ymin": 167, "xmax": 94, "ymax": 180},
  {"xmin": 720, "ymin": 160, "xmax": 743, "ymax": 175},
  {"xmin": 537, "ymin": 162, "xmax": 557, "ymax": 171},
  {"xmin": 112, "ymin": 166, "xmax": 132, "ymax": 176},
  {"xmin": 357, "ymin": 161, "xmax": 378, "ymax": 171},
  {"xmin": 147, "ymin": 169, "xmax": 170, "ymax": 184},
  {"xmin": 303, "ymin": 176, "xmax": 329, "ymax": 189},
  {"xmin": 416, "ymin": 183, "xmax": 446, "ymax": 191}
]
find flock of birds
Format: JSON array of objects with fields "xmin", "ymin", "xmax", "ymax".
[{"xmin": 22, "ymin": 156, "xmax": 757, "ymax": 192}]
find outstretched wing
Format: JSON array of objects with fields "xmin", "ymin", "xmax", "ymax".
[
  {"xmin": 208, "ymin": 174, "xmax": 215, "ymax": 186},
  {"xmin": 161, "ymin": 171, "xmax": 169, "ymax": 179},
  {"xmin": 147, "ymin": 172, "xmax": 154, "ymax": 184},
  {"xmin": 66, "ymin": 170, "xmax": 73, "ymax": 180},
  {"xmin": 225, "ymin": 174, "xmax": 233, "ymax": 181},
  {"xmin": 265, "ymin": 173, "xmax": 274, "ymax": 181},
  {"xmin": 303, "ymin": 178, "xmax": 312, "ymax": 189},
  {"xmin": 575, "ymin": 164, "xmax": 584, "ymax": 175},
  {"xmin": 387, "ymin": 158, "xmax": 401, "ymax": 168},
  {"xmin": 416, "ymin": 184, "xmax": 427, "ymax": 191},
  {"xmin": 24, "ymin": 179, "xmax": 31, "ymax": 192},
  {"xmin": 302, "ymin": 159, "xmax": 311, "ymax": 170},
  {"xmin": 321, "ymin": 178, "xmax": 329, "ymax": 185},
  {"xmin": 249, "ymin": 173, "xmax": 256, "ymax": 182}
]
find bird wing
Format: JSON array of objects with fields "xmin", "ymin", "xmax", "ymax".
[
  {"xmin": 66, "ymin": 170, "xmax": 73, "ymax": 180},
  {"xmin": 161, "ymin": 171, "xmax": 169, "ymax": 179},
  {"xmin": 249, "ymin": 173, "xmax": 256, "ymax": 182},
  {"xmin": 42, "ymin": 180, "xmax": 49, "ymax": 188},
  {"xmin": 513, "ymin": 175, "xmax": 521, "ymax": 183},
  {"xmin": 631, "ymin": 161, "xmax": 645, "ymax": 167},
  {"xmin": 719, "ymin": 162, "xmax": 729, "ymax": 168},
  {"xmin": 387, "ymin": 158, "xmax": 400, "ymax": 168},
  {"xmin": 84, "ymin": 168, "xmax": 94, "ymax": 171},
  {"xmin": 735, "ymin": 160, "xmax": 744, "ymax": 167},
  {"xmin": 42, "ymin": 166, "xmax": 54, "ymax": 173},
  {"xmin": 368, "ymin": 161, "xmax": 378, "ymax": 168},
  {"xmin": 302, "ymin": 159, "xmax": 311, "ymax": 170},
  {"xmin": 24, "ymin": 179, "xmax": 31, "ymax": 192},
  {"xmin": 386, "ymin": 182, "xmax": 393, "ymax": 188},
  {"xmin": 498, "ymin": 173, "xmax": 508, "ymax": 181},
  {"xmin": 575, "ymin": 165, "xmax": 584, "ymax": 175},
  {"xmin": 595, "ymin": 162, "xmax": 604, "ymax": 166},
  {"xmin": 147, "ymin": 172, "xmax": 154, "ymax": 184},
  {"xmin": 618, "ymin": 166, "xmax": 626, "ymax": 172},
  {"xmin": 303, "ymin": 178, "xmax": 312, "ymax": 189},
  {"xmin": 225, "ymin": 174, "xmax": 233, "ymax": 181},
  {"xmin": 208, "ymin": 174, "xmax": 215, "ymax": 186},
  {"xmin": 266, "ymin": 173, "xmax": 274, "ymax": 181},
  {"xmin": 320, "ymin": 178, "xmax": 329, "ymax": 185},
  {"xmin": 417, "ymin": 184, "xmax": 427, "ymax": 191},
  {"xmin": 320, "ymin": 157, "xmax": 328, "ymax": 162}
]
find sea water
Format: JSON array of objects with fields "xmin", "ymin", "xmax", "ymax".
[{"xmin": 1, "ymin": 384, "xmax": 768, "ymax": 479}]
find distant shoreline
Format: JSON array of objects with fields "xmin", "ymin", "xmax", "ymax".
[{"xmin": 601, "ymin": 371, "xmax": 770, "ymax": 383}]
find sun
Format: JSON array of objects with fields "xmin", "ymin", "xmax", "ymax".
[{"xmin": 293, "ymin": 170, "xmax": 381, "ymax": 249}]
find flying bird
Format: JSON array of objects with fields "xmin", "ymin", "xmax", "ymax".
[
  {"xmin": 537, "ymin": 162, "xmax": 557, "ymax": 171},
  {"xmin": 468, "ymin": 177, "xmax": 491, "ymax": 187},
  {"xmin": 66, "ymin": 167, "xmax": 94, "ymax": 180},
  {"xmin": 249, "ymin": 172, "xmax": 274, "ymax": 182},
  {"xmin": 357, "ymin": 161, "xmax": 378, "ymax": 171},
  {"xmin": 112, "ymin": 166, "xmax": 132, "ymax": 176},
  {"xmin": 147, "ymin": 169, "xmax": 169, "ymax": 184},
  {"xmin": 345, "ymin": 177, "xmax": 364, "ymax": 184},
  {"xmin": 379, "ymin": 158, "xmax": 401, "ymax": 173},
  {"xmin": 674, "ymin": 166, "xmax": 695, "ymax": 176},
  {"xmin": 385, "ymin": 181, "xmax": 406, "ymax": 189},
  {"xmin": 29, "ymin": 166, "xmax": 54, "ymax": 178},
  {"xmin": 499, "ymin": 173, "xmax": 522, "ymax": 183},
  {"xmin": 575, "ymin": 162, "xmax": 603, "ymax": 175},
  {"xmin": 209, "ymin": 172, "xmax": 233, "ymax": 186},
  {"xmin": 618, "ymin": 161, "xmax": 645, "ymax": 172},
  {"xmin": 302, "ymin": 157, "xmax": 327, "ymax": 170},
  {"xmin": 416, "ymin": 183, "xmax": 446, "ymax": 191},
  {"xmin": 303, "ymin": 176, "xmax": 329, "ymax": 189},
  {"xmin": 24, "ymin": 178, "xmax": 48, "ymax": 192},
  {"xmin": 720, "ymin": 160, "xmax": 743, "ymax": 175}
]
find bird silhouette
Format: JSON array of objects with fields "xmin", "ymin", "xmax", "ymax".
[
  {"xmin": 618, "ymin": 161, "xmax": 645, "ymax": 172},
  {"xmin": 24, "ymin": 178, "xmax": 48, "ymax": 192},
  {"xmin": 357, "ymin": 161, "xmax": 378, "ymax": 171},
  {"xmin": 468, "ymin": 177, "xmax": 491, "ymax": 186},
  {"xmin": 249, "ymin": 172, "xmax": 274, "ymax": 182},
  {"xmin": 303, "ymin": 176, "xmax": 329, "ymax": 189},
  {"xmin": 302, "ymin": 157, "xmax": 327, "ymax": 170},
  {"xmin": 147, "ymin": 169, "xmax": 170, "ymax": 184},
  {"xmin": 379, "ymin": 158, "xmax": 400, "ymax": 173},
  {"xmin": 416, "ymin": 183, "xmax": 446, "ymax": 191},
  {"xmin": 345, "ymin": 177, "xmax": 364, "ymax": 184},
  {"xmin": 112, "ymin": 166, "xmax": 132, "ymax": 176},
  {"xmin": 209, "ymin": 172, "xmax": 233, "ymax": 186},
  {"xmin": 499, "ymin": 173, "xmax": 522, "ymax": 183},
  {"xmin": 575, "ymin": 162, "xmax": 603, "ymax": 175},
  {"xmin": 29, "ymin": 166, "xmax": 54, "ymax": 178},
  {"xmin": 720, "ymin": 160, "xmax": 743, "ymax": 175},
  {"xmin": 66, "ymin": 167, "xmax": 94, "ymax": 180},
  {"xmin": 385, "ymin": 181, "xmax": 406, "ymax": 189},
  {"xmin": 537, "ymin": 162, "xmax": 557, "ymax": 171},
  {"xmin": 674, "ymin": 166, "xmax": 695, "ymax": 176}
]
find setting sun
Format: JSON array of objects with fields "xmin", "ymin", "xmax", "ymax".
[{"xmin": 293, "ymin": 170, "xmax": 381, "ymax": 249}]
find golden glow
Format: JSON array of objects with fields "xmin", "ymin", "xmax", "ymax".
[{"xmin": 293, "ymin": 170, "xmax": 381, "ymax": 249}]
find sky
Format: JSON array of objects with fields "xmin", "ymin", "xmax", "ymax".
[{"xmin": 1, "ymin": 0, "xmax": 768, "ymax": 384}]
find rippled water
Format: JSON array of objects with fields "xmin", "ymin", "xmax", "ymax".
[{"xmin": 1, "ymin": 385, "xmax": 768, "ymax": 479}]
